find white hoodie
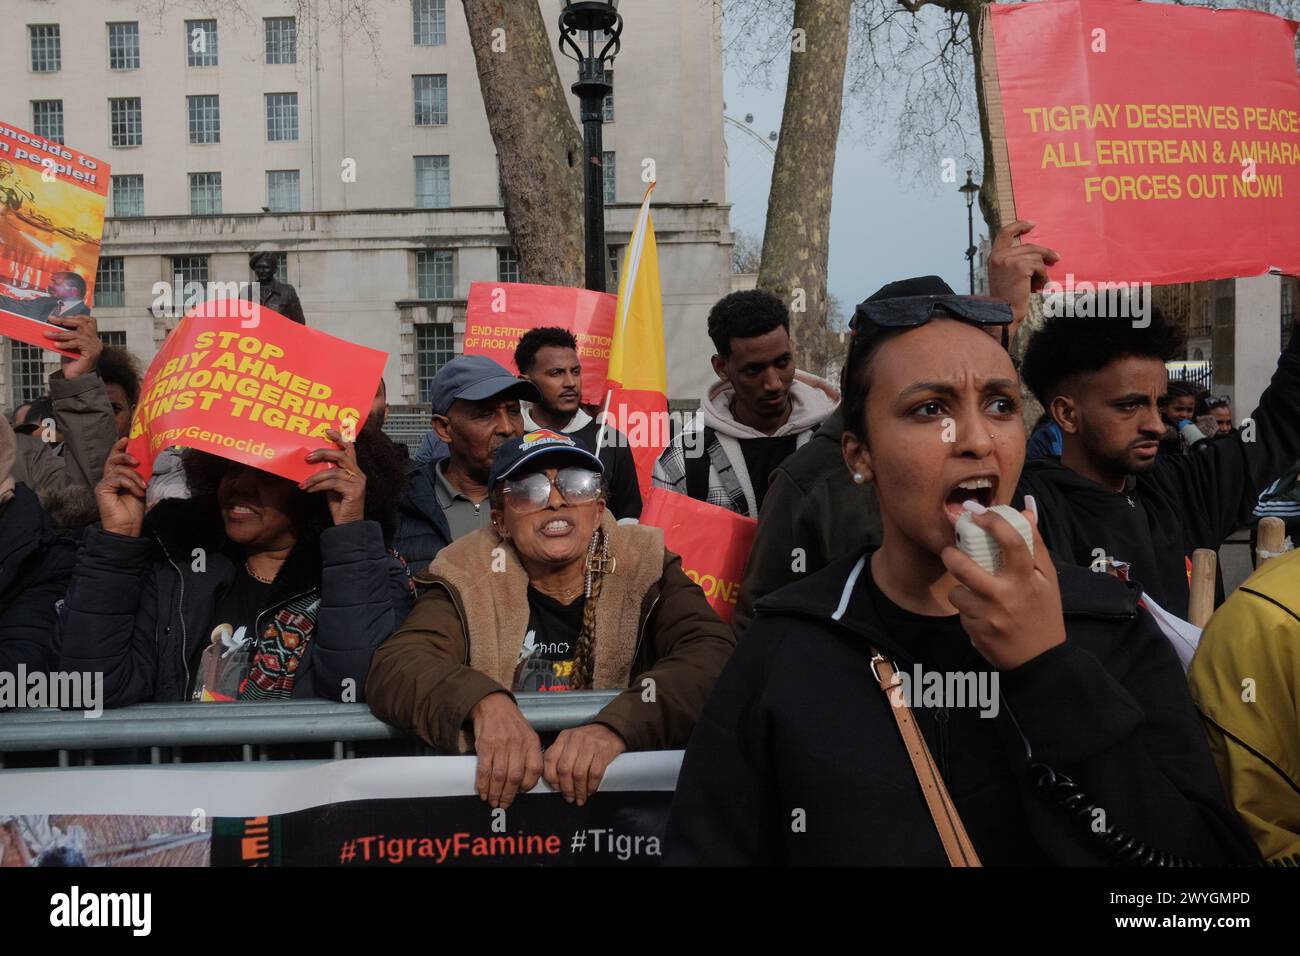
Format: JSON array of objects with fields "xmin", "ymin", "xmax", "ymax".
[{"xmin": 666, "ymin": 369, "xmax": 839, "ymax": 517}]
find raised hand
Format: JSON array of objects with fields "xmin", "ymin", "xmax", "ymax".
[
  {"xmin": 301, "ymin": 428, "xmax": 366, "ymax": 525},
  {"xmin": 46, "ymin": 313, "xmax": 103, "ymax": 380},
  {"xmin": 95, "ymin": 437, "xmax": 147, "ymax": 537},
  {"xmin": 940, "ymin": 505, "xmax": 1067, "ymax": 672},
  {"xmin": 987, "ymin": 220, "xmax": 1060, "ymax": 335}
]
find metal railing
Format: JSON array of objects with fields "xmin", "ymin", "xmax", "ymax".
[{"xmin": 0, "ymin": 692, "xmax": 620, "ymax": 769}]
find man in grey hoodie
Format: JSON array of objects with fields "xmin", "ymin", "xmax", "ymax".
[{"xmin": 652, "ymin": 290, "xmax": 839, "ymax": 518}]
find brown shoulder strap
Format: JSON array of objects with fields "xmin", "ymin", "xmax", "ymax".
[{"xmin": 870, "ymin": 651, "xmax": 983, "ymax": 867}]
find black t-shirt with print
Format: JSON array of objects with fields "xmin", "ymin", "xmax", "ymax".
[
  {"xmin": 513, "ymin": 586, "xmax": 586, "ymax": 693},
  {"xmin": 188, "ymin": 570, "xmax": 275, "ymax": 697}
]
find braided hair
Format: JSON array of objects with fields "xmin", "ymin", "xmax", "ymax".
[{"xmin": 570, "ymin": 525, "xmax": 612, "ymax": 690}]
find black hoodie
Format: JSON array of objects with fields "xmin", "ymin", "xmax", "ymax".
[
  {"xmin": 665, "ymin": 550, "xmax": 1259, "ymax": 866},
  {"xmin": 1015, "ymin": 332, "xmax": 1300, "ymax": 618}
]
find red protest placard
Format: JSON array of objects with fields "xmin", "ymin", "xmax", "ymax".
[
  {"xmin": 0, "ymin": 120, "xmax": 110, "ymax": 356},
  {"xmin": 463, "ymin": 282, "xmax": 616, "ymax": 405},
  {"xmin": 984, "ymin": 0, "xmax": 1300, "ymax": 284},
  {"xmin": 126, "ymin": 301, "xmax": 387, "ymax": 483},
  {"xmin": 640, "ymin": 488, "xmax": 757, "ymax": 625}
]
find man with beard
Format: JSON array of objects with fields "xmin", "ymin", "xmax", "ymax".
[
  {"xmin": 395, "ymin": 357, "xmax": 540, "ymax": 574},
  {"xmin": 1017, "ymin": 306, "xmax": 1300, "ymax": 617}
]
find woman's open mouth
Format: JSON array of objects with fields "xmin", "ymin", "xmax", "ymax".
[
  {"xmin": 539, "ymin": 517, "xmax": 575, "ymax": 537},
  {"xmin": 943, "ymin": 475, "xmax": 997, "ymax": 519}
]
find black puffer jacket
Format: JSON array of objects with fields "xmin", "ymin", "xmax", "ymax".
[
  {"xmin": 666, "ymin": 550, "xmax": 1259, "ymax": 866},
  {"xmin": 56, "ymin": 497, "xmax": 412, "ymax": 707},
  {"xmin": 0, "ymin": 484, "xmax": 76, "ymax": 677}
]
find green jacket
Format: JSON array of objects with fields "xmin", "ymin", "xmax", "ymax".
[{"xmin": 1189, "ymin": 548, "xmax": 1300, "ymax": 861}]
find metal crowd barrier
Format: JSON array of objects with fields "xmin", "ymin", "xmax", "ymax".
[{"xmin": 0, "ymin": 692, "xmax": 621, "ymax": 770}]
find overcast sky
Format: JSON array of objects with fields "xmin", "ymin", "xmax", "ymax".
[{"xmin": 722, "ymin": 52, "xmax": 979, "ymax": 321}]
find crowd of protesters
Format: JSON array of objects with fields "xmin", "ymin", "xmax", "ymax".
[{"xmin": 2, "ymin": 217, "xmax": 1299, "ymax": 865}]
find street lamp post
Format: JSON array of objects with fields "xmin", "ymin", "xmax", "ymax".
[
  {"xmin": 559, "ymin": 1, "xmax": 622, "ymax": 292},
  {"xmin": 959, "ymin": 170, "xmax": 980, "ymax": 294}
]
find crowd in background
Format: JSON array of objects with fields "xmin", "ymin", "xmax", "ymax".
[{"xmin": 2, "ymin": 218, "xmax": 1299, "ymax": 864}]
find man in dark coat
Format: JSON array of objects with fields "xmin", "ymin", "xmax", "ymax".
[
  {"xmin": 395, "ymin": 356, "xmax": 539, "ymax": 574},
  {"xmin": 1017, "ymin": 307, "xmax": 1300, "ymax": 617}
]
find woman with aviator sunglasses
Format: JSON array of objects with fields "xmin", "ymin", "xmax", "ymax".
[{"xmin": 368, "ymin": 429, "xmax": 735, "ymax": 810}]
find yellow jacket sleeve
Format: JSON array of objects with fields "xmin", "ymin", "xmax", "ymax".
[{"xmin": 1189, "ymin": 551, "xmax": 1300, "ymax": 861}]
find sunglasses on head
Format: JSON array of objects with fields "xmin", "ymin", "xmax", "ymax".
[
  {"xmin": 501, "ymin": 466, "xmax": 603, "ymax": 515},
  {"xmin": 1204, "ymin": 395, "xmax": 1230, "ymax": 409},
  {"xmin": 851, "ymin": 295, "xmax": 1013, "ymax": 349}
]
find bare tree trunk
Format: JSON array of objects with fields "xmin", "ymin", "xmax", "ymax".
[
  {"xmin": 462, "ymin": 0, "xmax": 585, "ymax": 286},
  {"xmin": 757, "ymin": 0, "xmax": 852, "ymax": 377},
  {"xmin": 965, "ymin": 0, "xmax": 1002, "ymax": 237}
]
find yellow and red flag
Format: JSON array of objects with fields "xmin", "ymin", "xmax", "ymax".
[{"xmin": 598, "ymin": 182, "xmax": 669, "ymax": 500}]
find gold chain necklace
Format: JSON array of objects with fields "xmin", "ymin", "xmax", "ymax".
[{"xmin": 245, "ymin": 561, "xmax": 276, "ymax": 585}]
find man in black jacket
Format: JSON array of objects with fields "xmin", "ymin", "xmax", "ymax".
[
  {"xmin": 395, "ymin": 356, "xmax": 540, "ymax": 573},
  {"xmin": 1018, "ymin": 307, "xmax": 1300, "ymax": 617},
  {"xmin": 514, "ymin": 327, "xmax": 641, "ymax": 520}
]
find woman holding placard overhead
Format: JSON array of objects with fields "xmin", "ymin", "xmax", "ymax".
[{"xmin": 58, "ymin": 429, "xmax": 411, "ymax": 707}]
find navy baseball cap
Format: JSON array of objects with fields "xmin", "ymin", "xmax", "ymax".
[
  {"xmin": 429, "ymin": 355, "xmax": 540, "ymax": 416},
  {"xmin": 488, "ymin": 429, "xmax": 604, "ymax": 489}
]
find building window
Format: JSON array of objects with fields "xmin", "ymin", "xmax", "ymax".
[
  {"xmin": 264, "ymin": 17, "xmax": 297, "ymax": 64},
  {"xmin": 603, "ymin": 151, "xmax": 616, "ymax": 204},
  {"xmin": 110, "ymin": 174, "xmax": 144, "ymax": 217},
  {"xmin": 413, "ymin": 0, "xmax": 447, "ymax": 46},
  {"xmin": 413, "ymin": 75, "xmax": 448, "ymax": 127},
  {"xmin": 98, "ymin": 330, "xmax": 128, "ymax": 349},
  {"xmin": 609, "ymin": 245, "xmax": 621, "ymax": 287},
  {"xmin": 265, "ymin": 93, "xmax": 299, "ymax": 142},
  {"xmin": 108, "ymin": 22, "xmax": 140, "ymax": 70},
  {"xmin": 171, "ymin": 255, "xmax": 209, "ymax": 288},
  {"xmin": 416, "ymin": 323, "xmax": 456, "ymax": 402},
  {"xmin": 110, "ymin": 98, "xmax": 143, "ymax": 147},
  {"xmin": 497, "ymin": 247, "xmax": 520, "ymax": 283},
  {"xmin": 9, "ymin": 341, "xmax": 46, "ymax": 407},
  {"xmin": 187, "ymin": 95, "xmax": 221, "ymax": 144},
  {"xmin": 188, "ymin": 172, "xmax": 222, "ymax": 215},
  {"xmin": 186, "ymin": 19, "xmax": 218, "ymax": 66},
  {"xmin": 603, "ymin": 70, "xmax": 615, "ymax": 122},
  {"xmin": 266, "ymin": 170, "xmax": 301, "ymax": 213},
  {"xmin": 94, "ymin": 257, "xmax": 125, "ymax": 308},
  {"xmin": 416, "ymin": 250, "xmax": 454, "ymax": 299},
  {"xmin": 29, "ymin": 25, "xmax": 61, "ymax": 73},
  {"xmin": 414, "ymin": 155, "xmax": 450, "ymax": 209},
  {"xmin": 31, "ymin": 101, "xmax": 63, "ymax": 144}
]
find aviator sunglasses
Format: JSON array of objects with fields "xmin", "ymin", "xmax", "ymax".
[{"xmin": 502, "ymin": 467, "xmax": 604, "ymax": 515}]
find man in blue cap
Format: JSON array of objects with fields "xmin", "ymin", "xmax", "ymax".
[{"xmin": 396, "ymin": 356, "xmax": 541, "ymax": 574}]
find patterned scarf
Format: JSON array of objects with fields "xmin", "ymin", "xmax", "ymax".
[{"xmin": 238, "ymin": 594, "xmax": 322, "ymax": 700}]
